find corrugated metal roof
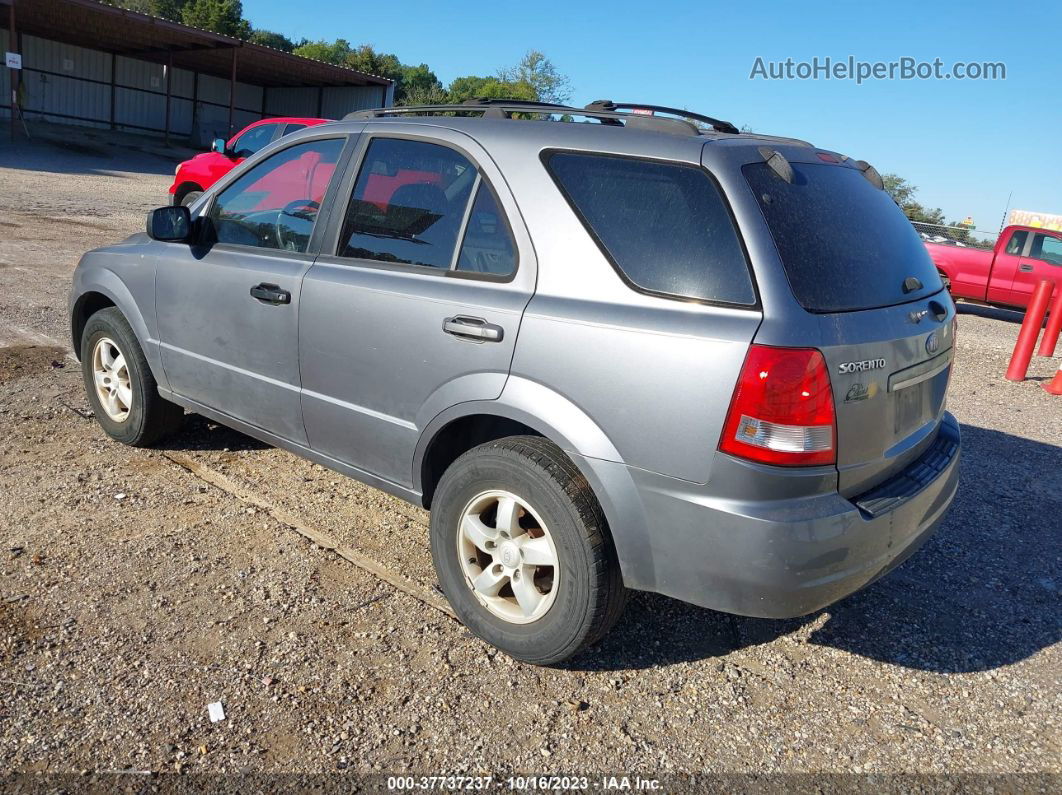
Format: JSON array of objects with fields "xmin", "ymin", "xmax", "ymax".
[{"xmin": 2, "ymin": 0, "xmax": 393, "ymax": 88}]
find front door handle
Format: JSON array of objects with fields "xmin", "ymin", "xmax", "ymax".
[
  {"xmin": 442, "ymin": 315, "xmax": 504, "ymax": 342},
  {"xmin": 250, "ymin": 283, "xmax": 291, "ymax": 305},
  {"xmin": 1019, "ymin": 264, "xmax": 1034, "ymax": 272}
]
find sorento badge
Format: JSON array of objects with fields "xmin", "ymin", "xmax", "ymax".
[{"xmin": 838, "ymin": 358, "xmax": 886, "ymax": 374}]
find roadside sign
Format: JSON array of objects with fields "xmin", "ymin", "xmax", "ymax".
[
  {"xmin": 1008, "ymin": 209, "xmax": 1062, "ymax": 232},
  {"xmin": 5, "ymin": 52, "xmax": 22, "ymax": 70}
]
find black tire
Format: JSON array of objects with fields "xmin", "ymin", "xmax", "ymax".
[
  {"xmin": 430, "ymin": 436, "xmax": 627, "ymax": 665},
  {"xmin": 80, "ymin": 307, "xmax": 183, "ymax": 447},
  {"xmin": 179, "ymin": 190, "xmax": 204, "ymax": 207}
]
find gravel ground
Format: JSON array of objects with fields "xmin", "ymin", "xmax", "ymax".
[{"xmin": 0, "ymin": 128, "xmax": 1059, "ymax": 786}]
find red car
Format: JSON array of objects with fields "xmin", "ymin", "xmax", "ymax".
[
  {"xmin": 169, "ymin": 116, "xmax": 329, "ymax": 206},
  {"xmin": 926, "ymin": 224, "xmax": 1062, "ymax": 309}
]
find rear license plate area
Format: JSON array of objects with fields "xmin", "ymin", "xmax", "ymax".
[{"xmin": 894, "ymin": 383, "xmax": 926, "ymax": 435}]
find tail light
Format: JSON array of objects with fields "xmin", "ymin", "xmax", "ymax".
[{"xmin": 719, "ymin": 345, "xmax": 837, "ymax": 467}]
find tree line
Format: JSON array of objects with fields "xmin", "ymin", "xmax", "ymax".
[
  {"xmin": 883, "ymin": 173, "xmax": 991, "ymax": 248},
  {"xmin": 109, "ymin": 1, "xmax": 571, "ymax": 106}
]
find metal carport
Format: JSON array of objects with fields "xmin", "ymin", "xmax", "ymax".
[{"xmin": 1, "ymin": 0, "xmax": 393, "ymax": 143}]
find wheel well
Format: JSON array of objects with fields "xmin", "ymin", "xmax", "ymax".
[
  {"xmin": 71, "ymin": 292, "xmax": 116, "ymax": 359},
  {"xmin": 420, "ymin": 414, "xmax": 542, "ymax": 509},
  {"xmin": 174, "ymin": 181, "xmax": 203, "ymax": 203}
]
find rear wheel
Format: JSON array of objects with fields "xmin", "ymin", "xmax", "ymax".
[
  {"xmin": 430, "ymin": 436, "xmax": 627, "ymax": 665},
  {"xmin": 80, "ymin": 308, "xmax": 183, "ymax": 446}
]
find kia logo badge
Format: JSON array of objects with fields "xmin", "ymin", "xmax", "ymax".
[{"xmin": 926, "ymin": 332, "xmax": 940, "ymax": 355}]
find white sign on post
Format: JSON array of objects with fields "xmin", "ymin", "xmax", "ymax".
[{"xmin": 5, "ymin": 52, "xmax": 21, "ymax": 70}]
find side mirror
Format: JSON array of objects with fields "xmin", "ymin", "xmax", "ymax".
[
  {"xmin": 146, "ymin": 205, "xmax": 193, "ymax": 242},
  {"xmin": 211, "ymin": 137, "xmax": 228, "ymax": 155}
]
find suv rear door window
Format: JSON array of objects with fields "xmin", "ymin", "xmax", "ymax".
[
  {"xmin": 545, "ymin": 152, "xmax": 755, "ymax": 305},
  {"xmin": 338, "ymin": 138, "xmax": 478, "ymax": 269},
  {"xmin": 743, "ymin": 161, "xmax": 943, "ymax": 312}
]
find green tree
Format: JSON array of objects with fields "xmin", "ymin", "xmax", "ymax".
[
  {"xmin": 293, "ymin": 38, "xmax": 353, "ymax": 64},
  {"xmin": 180, "ymin": 0, "xmax": 251, "ymax": 39},
  {"xmin": 883, "ymin": 173, "xmax": 991, "ymax": 248},
  {"xmin": 110, "ymin": 0, "xmax": 189, "ymax": 19},
  {"xmin": 400, "ymin": 84, "xmax": 449, "ymax": 106},
  {"xmin": 446, "ymin": 75, "xmax": 536, "ymax": 104},
  {"xmin": 882, "ymin": 173, "xmax": 945, "ymax": 226},
  {"xmin": 248, "ymin": 29, "xmax": 295, "ymax": 52},
  {"xmin": 400, "ymin": 63, "xmax": 444, "ymax": 99},
  {"xmin": 498, "ymin": 50, "xmax": 571, "ymax": 104},
  {"xmin": 345, "ymin": 45, "xmax": 404, "ymax": 83}
]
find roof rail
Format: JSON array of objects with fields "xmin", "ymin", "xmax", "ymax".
[
  {"xmin": 344, "ymin": 97, "xmax": 740, "ymax": 136},
  {"xmin": 584, "ymin": 100, "xmax": 740, "ymax": 135},
  {"xmin": 346, "ymin": 99, "xmax": 585, "ymax": 121}
]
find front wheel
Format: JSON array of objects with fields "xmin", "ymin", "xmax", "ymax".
[
  {"xmin": 80, "ymin": 307, "xmax": 183, "ymax": 446},
  {"xmin": 429, "ymin": 436, "xmax": 627, "ymax": 665},
  {"xmin": 179, "ymin": 190, "xmax": 203, "ymax": 207}
]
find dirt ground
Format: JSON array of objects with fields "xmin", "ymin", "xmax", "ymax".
[{"xmin": 0, "ymin": 126, "xmax": 1059, "ymax": 786}]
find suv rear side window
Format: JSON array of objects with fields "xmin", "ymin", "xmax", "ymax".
[
  {"xmin": 339, "ymin": 138, "xmax": 478, "ymax": 269},
  {"xmin": 455, "ymin": 183, "xmax": 516, "ymax": 276},
  {"xmin": 744, "ymin": 161, "xmax": 943, "ymax": 312},
  {"xmin": 545, "ymin": 152, "xmax": 755, "ymax": 305}
]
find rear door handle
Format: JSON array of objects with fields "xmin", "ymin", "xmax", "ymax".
[
  {"xmin": 1019, "ymin": 264, "xmax": 1034, "ymax": 272},
  {"xmin": 250, "ymin": 283, "xmax": 291, "ymax": 304},
  {"xmin": 442, "ymin": 315, "xmax": 504, "ymax": 342}
]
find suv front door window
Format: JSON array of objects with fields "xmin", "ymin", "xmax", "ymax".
[
  {"xmin": 208, "ymin": 137, "xmax": 345, "ymax": 252},
  {"xmin": 156, "ymin": 135, "xmax": 349, "ymax": 444}
]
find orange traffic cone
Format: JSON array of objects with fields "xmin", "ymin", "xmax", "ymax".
[{"xmin": 1044, "ymin": 362, "xmax": 1062, "ymax": 395}]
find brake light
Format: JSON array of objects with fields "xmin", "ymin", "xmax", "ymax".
[{"xmin": 719, "ymin": 345, "xmax": 837, "ymax": 467}]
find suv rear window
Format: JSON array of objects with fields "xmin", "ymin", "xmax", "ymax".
[
  {"xmin": 545, "ymin": 152, "xmax": 755, "ymax": 305},
  {"xmin": 743, "ymin": 161, "xmax": 943, "ymax": 313}
]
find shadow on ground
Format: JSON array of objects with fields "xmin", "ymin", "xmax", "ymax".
[
  {"xmin": 161, "ymin": 413, "xmax": 269, "ymax": 453},
  {"xmin": 566, "ymin": 423, "xmax": 1061, "ymax": 674},
  {"xmin": 0, "ymin": 122, "xmax": 197, "ymax": 178},
  {"xmin": 956, "ymin": 303, "xmax": 1026, "ymax": 324},
  {"xmin": 154, "ymin": 409, "xmax": 1061, "ymax": 676}
]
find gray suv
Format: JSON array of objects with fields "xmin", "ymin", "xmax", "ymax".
[{"xmin": 69, "ymin": 99, "xmax": 960, "ymax": 664}]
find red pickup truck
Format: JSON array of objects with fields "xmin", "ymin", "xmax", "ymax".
[{"xmin": 926, "ymin": 225, "xmax": 1062, "ymax": 309}]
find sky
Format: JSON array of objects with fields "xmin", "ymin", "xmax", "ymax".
[{"xmin": 247, "ymin": 0, "xmax": 1062, "ymax": 236}]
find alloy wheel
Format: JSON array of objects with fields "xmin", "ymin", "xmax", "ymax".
[
  {"xmin": 91, "ymin": 337, "xmax": 132, "ymax": 422},
  {"xmin": 457, "ymin": 489, "xmax": 559, "ymax": 624}
]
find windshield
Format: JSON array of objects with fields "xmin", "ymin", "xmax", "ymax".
[{"xmin": 743, "ymin": 161, "xmax": 943, "ymax": 313}]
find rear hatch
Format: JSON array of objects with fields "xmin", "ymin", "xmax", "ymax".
[{"xmin": 743, "ymin": 157, "xmax": 954, "ymax": 496}]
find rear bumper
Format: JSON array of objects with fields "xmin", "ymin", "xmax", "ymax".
[{"xmin": 624, "ymin": 413, "xmax": 960, "ymax": 618}]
